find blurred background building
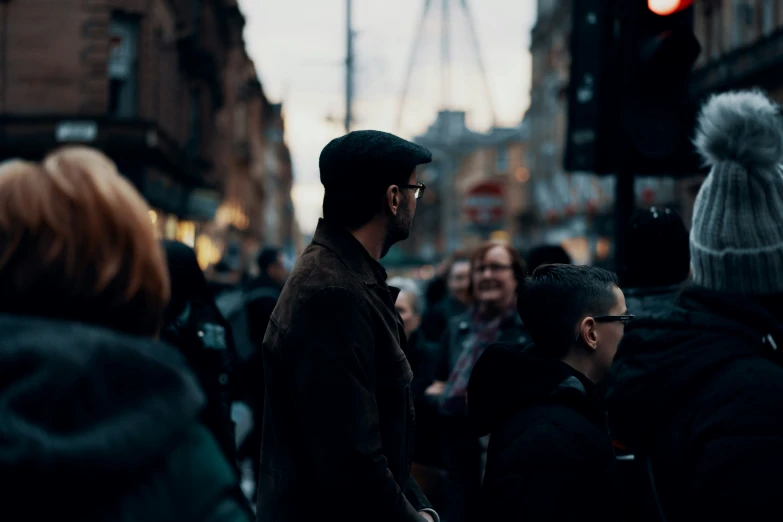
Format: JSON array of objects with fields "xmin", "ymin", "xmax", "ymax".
[
  {"xmin": 4, "ymin": 0, "xmax": 783, "ymax": 275},
  {"xmin": 0, "ymin": 0, "xmax": 300, "ymax": 273},
  {"xmin": 391, "ymin": 0, "xmax": 783, "ymax": 272}
]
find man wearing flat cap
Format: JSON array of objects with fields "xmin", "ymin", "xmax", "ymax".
[{"xmin": 256, "ymin": 130, "xmax": 438, "ymax": 522}]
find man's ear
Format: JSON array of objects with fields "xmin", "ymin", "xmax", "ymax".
[
  {"xmin": 579, "ymin": 317, "xmax": 598, "ymax": 351},
  {"xmin": 386, "ymin": 185, "xmax": 400, "ymax": 216}
]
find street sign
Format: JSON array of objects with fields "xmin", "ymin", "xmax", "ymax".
[
  {"xmin": 55, "ymin": 121, "xmax": 97, "ymax": 143},
  {"xmin": 465, "ymin": 180, "xmax": 504, "ymax": 226}
]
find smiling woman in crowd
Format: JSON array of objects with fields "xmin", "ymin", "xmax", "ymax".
[{"xmin": 425, "ymin": 242, "xmax": 530, "ymax": 522}]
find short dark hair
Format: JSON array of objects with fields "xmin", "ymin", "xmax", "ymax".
[
  {"xmin": 467, "ymin": 242, "xmax": 527, "ymax": 300},
  {"xmin": 257, "ymin": 247, "xmax": 281, "ymax": 274},
  {"xmin": 449, "ymin": 249, "xmax": 470, "ymax": 267},
  {"xmin": 518, "ymin": 264, "xmax": 619, "ymax": 359},
  {"xmin": 622, "ymin": 207, "xmax": 690, "ymax": 288},
  {"xmin": 526, "ymin": 244, "xmax": 572, "ymax": 273},
  {"xmin": 322, "ymin": 169, "xmax": 413, "ymax": 230}
]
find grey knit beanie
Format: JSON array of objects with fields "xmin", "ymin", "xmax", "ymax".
[{"xmin": 691, "ymin": 89, "xmax": 783, "ymax": 295}]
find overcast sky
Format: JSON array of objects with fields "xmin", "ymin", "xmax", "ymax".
[{"xmin": 238, "ymin": 0, "xmax": 537, "ymax": 235}]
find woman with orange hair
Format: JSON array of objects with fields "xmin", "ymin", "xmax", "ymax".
[{"xmin": 0, "ymin": 147, "xmax": 251, "ymax": 521}]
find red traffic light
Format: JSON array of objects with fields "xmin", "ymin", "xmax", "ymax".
[{"xmin": 648, "ymin": 0, "xmax": 694, "ymax": 16}]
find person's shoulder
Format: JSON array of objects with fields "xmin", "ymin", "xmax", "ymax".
[
  {"xmin": 493, "ymin": 409, "xmax": 604, "ymax": 469},
  {"xmin": 286, "ymin": 245, "xmax": 365, "ymax": 298},
  {"xmin": 700, "ymin": 354, "xmax": 783, "ymax": 415}
]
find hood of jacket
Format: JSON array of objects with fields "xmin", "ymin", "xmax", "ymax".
[
  {"xmin": 468, "ymin": 343, "xmax": 603, "ymax": 436},
  {"xmin": 605, "ymin": 284, "xmax": 783, "ymax": 447},
  {"xmin": 0, "ymin": 315, "xmax": 204, "ymax": 503}
]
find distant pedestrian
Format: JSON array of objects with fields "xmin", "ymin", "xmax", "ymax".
[
  {"xmin": 0, "ymin": 147, "xmax": 250, "ymax": 521},
  {"xmin": 256, "ymin": 130, "xmax": 437, "ymax": 522},
  {"xmin": 525, "ymin": 244, "xmax": 571, "ymax": 273},
  {"xmin": 209, "ymin": 259, "xmax": 243, "ymax": 297},
  {"xmin": 621, "ymin": 206, "xmax": 690, "ymax": 320},
  {"xmin": 427, "ymin": 242, "xmax": 530, "ymax": 522},
  {"xmin": 420, "ymin": 250, "xmax": 472, "ymax": 343},
  {"xmin": 234, "ymin": 247, "xmax": 287, "ymax": 499},
  {"xmin": 469, "ymin": 264, "xmax": 626, "ymax": 522},
  {"xmin": 161, "ymin": 240, "xmax": 239, "ymax": 469},
  {"xmin": 606, "ymin": 90, "xmax": 783, "ymax": 522}
]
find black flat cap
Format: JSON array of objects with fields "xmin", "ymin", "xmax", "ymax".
[{"xmin": 319, "ymin": 130, "xmax": 432, "ymax": 191}]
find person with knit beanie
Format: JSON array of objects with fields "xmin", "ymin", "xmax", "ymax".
[{"xmin": 603, "ymin": 89, "xmax": 783, "ymax": 522}]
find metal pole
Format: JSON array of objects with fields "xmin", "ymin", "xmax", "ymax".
[
  {"xmin": 614, "ymin": 0, "xmax": 636, "ymax": 276},
  {"xmin": 345, "ymin": 0, "xmax": 354, "ymax": 133},
  {"xmin": 441, "ymin": 0, "xmax": 451, "ymax": 109},
  {"xmin": 461, "ymin": 0, "xmax": 497, "ymax": 126},
  {"xmin": 614, "ymin": 170, "xmax": 635, "ymax": 276}
]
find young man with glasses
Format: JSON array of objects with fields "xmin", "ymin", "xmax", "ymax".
[
  {"xmin": 256, "ymin": 130, "xmax": 437, "ymax": 522},
  {"xmin": 467, "ymin": 264, "xmax": 628, "ymax": 522}
]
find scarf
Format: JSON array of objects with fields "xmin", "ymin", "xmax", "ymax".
[{"xmin": 440, "ymin": 305, "xmax": 518, "ymax": 416}]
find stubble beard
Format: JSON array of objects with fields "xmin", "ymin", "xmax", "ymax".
[{"xmin": 381, "ymin": 199, "xmax": 414, "ymax": 258}]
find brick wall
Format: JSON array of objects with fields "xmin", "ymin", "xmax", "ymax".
[{"xmin": 2, "ymin": 0, "xmax": 110, "ymax": 114}]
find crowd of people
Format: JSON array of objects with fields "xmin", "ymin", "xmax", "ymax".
[{"xmin": 2, "ymin": 88, "xmax": 783, "ymax": 522}]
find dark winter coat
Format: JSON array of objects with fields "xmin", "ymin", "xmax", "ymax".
[
  {"xmin": 257, "ymin": 219, "xmax": 432, "ymax": 522},
  {"xmin": 420, "ymin": 296, "xmax": 469, "ymax": 344},
  {"xmin": 605, "ymin": 285, "xmax": 783, "ymax": 522},
  {"xmin": 405, "ymin": 330, "xmax": 442, "ymax": 466},
  {"xmin": 244, "ymin": 273, "xmax": 283, "ymax": 349},
  {"xmin": 623, "ymin": 284, "xmax": 682, "ymax": 321},
  {"xmin": 468, "ymin": 344, "xmax": 621, "ymax": 522},
  {"xmin": 435, "ymin": 310, "xmax": 530, "ymax": 385},
  {"xmin": 235, "ymin": 274, "xmax": 282, "ymax": 484},
  {"xmin": 0, "ymin": 315, "xmax": 251, "ymax": 522},
  {"xmin": 161, "ymin": 240, "xmax": 238, "ymax": 466}
]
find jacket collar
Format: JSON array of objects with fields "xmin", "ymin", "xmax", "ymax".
[
  {"xmin": 624, "ymin": 284, "xmax": 683, "ymax": 299},
  {"xmin": 311, "ymin": 219, "xmax": 388, "ymax": 286},
  {"xmin": 677, "ymin": 284, "xmax": 783, "ymax": 347}
]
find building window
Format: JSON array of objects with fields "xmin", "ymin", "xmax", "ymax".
[
  {"xmin": 496, "ymin": 147, "xmax": 509, "ymax": 173},
  {"xmin": 108, "ymin": 14, "xmax": 139, "ymax": 118},
  {"xmin": 711, "ymin": 1, "xmax": 724, "ymax": 58},
  {"xmin": 234, "ymin": 105, "xmax": 247, "ymax": 140},
  {"xmin": 733, "ymin": 0, "xmax": 756, "ymax": 47},
  {"xmin": 764, "ymin": 0, "xmax": 776, "ymax": 35},
  {"xmin": 188, "ymin": 89, "xmax": 201, "ymax": 156}
]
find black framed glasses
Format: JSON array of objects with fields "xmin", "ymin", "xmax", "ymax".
[
  {"xmin": 593, "ymin": 314, "xmax": 635, "ymax": 325},
  {"xmin": 402, "ymin": 182, "xmax": 426, "ymax": 199},
  {"xmin": 574, "ymin": 314, "xmax": 634, "ymax": 343}
]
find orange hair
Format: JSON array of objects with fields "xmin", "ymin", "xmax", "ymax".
[{"xmin": 0, "ymin": 147, "xmax": 169, "ymax": 337}]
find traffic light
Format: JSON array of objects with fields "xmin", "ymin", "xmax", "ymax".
[
  {"xmin": 618, "ymin": 0, "xmax": 702, "ymax": 174},
  {"xmin": 565, "ymin": 0, "xmax": 703, "ymax": 176},
  {"xmin": 647, "ymin": 0, "xmax": 694, "ymax": 16}
]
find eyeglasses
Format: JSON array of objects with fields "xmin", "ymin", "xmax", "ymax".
[
  {"xmin": 574, "ymin": 314, "xmax": 634, "ymax": 343},
  {"xmin": 402, "ymin": 182, "xmax": 426, "ymax": 200},
  {"xmin": 474, "ymin": 263, "xmax": 513, "ymax": 274}
]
